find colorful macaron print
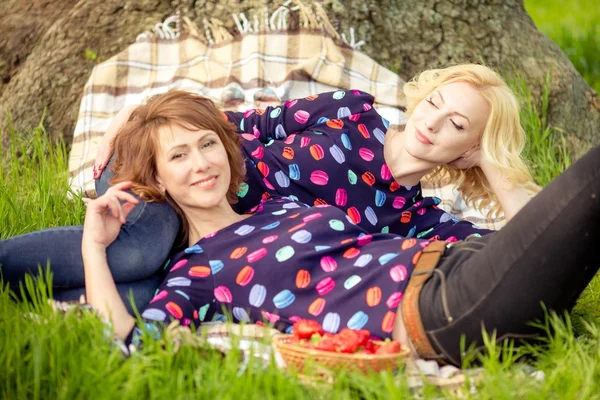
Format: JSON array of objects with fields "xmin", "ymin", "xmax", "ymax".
[
  {"xmin": 227, "ymin": 89, "xmax": 492, "ymax": 244},
  {"xmin": 129, "ymin": 90, "xmax": 494, "ymax": 348},
  {"xmin": 133, "ymin": 195, "xmax": 430, "ymax": 345}
]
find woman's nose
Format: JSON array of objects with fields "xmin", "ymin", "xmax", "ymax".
[
  {"xmin": 425, "ymin": 114, "xmax": 441, "ymax": 133},
  {"xmin": 425, "ymin": 119, "xmax": 438, "ymax": 132},
  {"xmin": 192, "ymin": 151, "xmax": 210, "ymax": 171}
]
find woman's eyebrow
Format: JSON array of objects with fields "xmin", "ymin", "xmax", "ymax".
[
  {"xmin": 166, "ymin": 131, "xmax": 217, "ymax": 153},
  {"xmin": 434, "ymin": 90, "xmax": 471, "ymax": 124},
  {"xmin": 166, "ymin": 143, "xmax": 188, "ymax": 152}
]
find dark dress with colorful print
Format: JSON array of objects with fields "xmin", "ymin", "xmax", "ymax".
[
  {"xmin": 226, "ymin": 89, "xmax": 492, "ymax": 242},
  {"xmin": 129, "ymin": 196, "xmax": 429, "ymax": 345},
  {"xmin": 125, "ymin": 90, "xmax": 494, "ymax": 346}
]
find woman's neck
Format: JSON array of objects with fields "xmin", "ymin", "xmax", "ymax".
[
  {"xmin": 183, "ymin": 203, "xmax": 249, "ymax": 245},
  {"xmin": 383, "ymin": 127, "xmax": 437, "ymax": 187}
]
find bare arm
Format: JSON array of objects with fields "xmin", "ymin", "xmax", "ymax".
[
  {"xmin": 451, "ymin": 147, "xmax": 532, "ymax": 222},
  {"xmin": 479, "ymin": 159, "xmax": 532, "ymax": 221},
  {"xmin": 94, "ymin": 105, "xmax": 138, "ymax": 178},
  {"xmin": 81, "ymin": 182, "xmax": 139, "ymax": 339},
  {"xmin": 82, "ymin": 243, "xmax": 135, "ymax": 338}
]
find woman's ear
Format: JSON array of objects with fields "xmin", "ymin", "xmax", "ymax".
[{"xmin": 155, "ymin": 176, "xmax": 167, "ymax": 194}]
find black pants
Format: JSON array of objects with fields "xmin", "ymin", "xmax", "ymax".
[{"xmin": 420, "ymin": 144, "xmax": 600, "ymax": 366}]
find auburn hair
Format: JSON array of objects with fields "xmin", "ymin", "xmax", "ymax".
[{"xmin": 109, "ymin": 90, "xmax": 246, "ymax": 245}]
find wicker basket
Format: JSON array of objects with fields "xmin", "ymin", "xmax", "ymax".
[{"xmin": 272, "ymin": 334, "xmax": 411, "ymax": 374}]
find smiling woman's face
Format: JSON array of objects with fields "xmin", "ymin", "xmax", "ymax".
[
  {"xmin": 401, "ymin": 81, "xmax": 490, "ymax": 165},
  {"xmin": 154, "ymin": 124, "xmax": 232, "ymax": 212}
]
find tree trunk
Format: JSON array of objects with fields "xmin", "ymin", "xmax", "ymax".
[{"xmin": 1, "ymin": 0, "xmax": 598, "ymax": 159}]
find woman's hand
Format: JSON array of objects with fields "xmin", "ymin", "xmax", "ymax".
[
  {"xmin": 449, "ymin": 145, "xmax": 482, "ymax": 170},
  {"xmin": 82, "ymin": 181, "xmax": 138, "ymax": 339},
  {"xmin": 82, "ymin": 182, "xmax": 139, "ymax": 249},
  {"xmin": 94, "ymin": 105, "xmax": 137, "ymax": 179}
]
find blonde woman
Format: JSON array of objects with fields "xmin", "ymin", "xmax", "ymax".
[
  {"xmin": 2, "ymin": 64, "xmax": 537, "ymax": 309},
  {"xmin": 398, "ymin": 64, "xmax": 537, "ymax": 220}
]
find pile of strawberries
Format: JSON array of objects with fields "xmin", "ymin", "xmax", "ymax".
[{"xmin": 290, "ymin": 319, "xmax": 402, "ymax": 355}]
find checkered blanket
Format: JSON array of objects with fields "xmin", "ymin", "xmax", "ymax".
[{"xmin": 67, "ymin": 10, "xmax": 505, "ymax": 230}]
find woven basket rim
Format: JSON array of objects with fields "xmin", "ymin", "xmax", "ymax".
[{"xmin": 272, "ymin": 333, "xmax": 411, "ymax": 361}]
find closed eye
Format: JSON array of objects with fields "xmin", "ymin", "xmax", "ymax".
[
  {"xmin": 450, "ymin": 120, "xmax": 464, "ymax": 131},
  {"xmin": 426, "ymin": 97, "xmax": 438, "ymax": 108}
]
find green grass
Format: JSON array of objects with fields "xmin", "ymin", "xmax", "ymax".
[
  {"xmin": 525, "ymin": 0, "xmax": 600, "ymax": 92},
  {"xmin": 0, "ymin": 113, "xmax": 86, "ymax": 238},
  {"xmin": 1, "ymin": 269, "xmax": 599, "ymax": 399},
  {"xmin": 509, "ymin": 73, "xmax": 571, "ymax": 187}
]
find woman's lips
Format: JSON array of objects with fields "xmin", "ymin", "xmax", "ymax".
[
  {"xmin": 192, "ymin": 176, "xmax": 218, "ymax": 189},
  {"xmin": 415, "ymin": 129, "xmax": 433, "ymax": 145}
]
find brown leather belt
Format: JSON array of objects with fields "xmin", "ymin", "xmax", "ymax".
[{"xmin": 401, "ymin": 240, "xmax": 447, "ymax": 359}]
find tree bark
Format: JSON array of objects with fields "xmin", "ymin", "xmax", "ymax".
[{"xmin": 1, "ymin": 0, "xmax": 598, "ymax": 159}]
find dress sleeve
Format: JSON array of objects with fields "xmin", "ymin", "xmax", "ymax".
[
  {"xmin": 223, "ymin": 90, "xmax": 376, "ymax": 143},
  {"xmin": 404, "ymin": 196, "xmax": 495, "ymax": 241},
  {"xmin": 122, "ymin": 251, "xmax": 215, "ymax": 351}
]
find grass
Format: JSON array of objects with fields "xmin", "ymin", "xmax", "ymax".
[
  {"xmin": 1, "ymin": 269, "xmax": 599, "ymax": 399},
  {"xmin": 0, "ymin": 113, "xmax": 86, "ymax": 239},
  {"xmin": 525, "ymin": 0, "xmax": 600, "ymax": 92},
  {"xmin": 509, "ymin": 73, "xmax": 571, "ymax": 187}
]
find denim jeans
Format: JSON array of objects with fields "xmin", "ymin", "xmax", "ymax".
[
  {"xmin": 0, "ymin": 165, "xmax": 180, "ymax": 311},
  {"xmin": 420, "ymin": 144, "xmax": 600, "ymax": 366}
]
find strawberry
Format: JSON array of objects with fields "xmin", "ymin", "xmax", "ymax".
[
  {"xmin": 357, "ymin": 329, "xmax": 370, "ymax": 347},
  {"xmin": 292, "ymin": 319, "xmax": 324, "ymax": 340},
  {"xmin": 364, "ymin": 339, "xmax": 376, "ymax": 353},
  {"xmin": 314, "ymin": 336, "xmax": 337, "ymax": 352},
  {"xmin": 334, "ymin": 329, "xmax": 361, "ymax": 353},
  {"xmin": 375, "ymin": 340, "xmax": 402, "ymax": 355},
  {"xmin": 337, "ymin": 328, "xmax": 361, "ymax": 341}
]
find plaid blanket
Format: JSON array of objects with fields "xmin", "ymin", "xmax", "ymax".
[{"xmin": 67, "ymin": 9, "xmax": 505, "ymax": 230}]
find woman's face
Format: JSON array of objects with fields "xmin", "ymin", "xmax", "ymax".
[
  {"xmin": 154, "ymin": 124, "xmax": 232, "ymax": 211},
  {"xmin": 400, "ymin": 81, "xmax": 490, "ymax": 165}
]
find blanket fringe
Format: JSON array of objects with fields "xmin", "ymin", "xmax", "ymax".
[
  {"xmin": 136, "ymin": 12, "xmax": 181, "ymax": 42},
  {"xmin": 203, "ymin": 17, "xmax": 234, "ymax": 46},
  {"xmin": 136, "ymin": 0, "xmax": 359, "ymax": 48}
]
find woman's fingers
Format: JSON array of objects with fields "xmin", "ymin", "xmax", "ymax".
[
  {"xmin": 108, "ymin": 197, "xmax": 123, "ymax": 223},
  {"xmin": 120, "ymin": 202, "xmax": 137, "ymax": 221},
  {"xmin": 94, "ymin": 105, "xmax": 138, "ymax": 179},
  {"xmin": 104, "ymin": 184, "xmax": 139, "ymax": 224},
  {"xmin": 94, "ymin": 142, "xmax": 114, "ymax": 180},
  {"xmin": 108, "ymin": 181, "xmax": 134, "ymax": 192},
  {"xmin": 94, "ymin": 149, "xmax": 108, "ymax": 179},
  {"xmin": 113, "ymin": 181, "xmax": 133, "ymax": 189},
  {"xmin": 91, "ymin": 182, "xmax": 139, "ymax": 224},
  {"xmin": 111, "ymin": 188, "xmax": 139, "ymax": 205}
]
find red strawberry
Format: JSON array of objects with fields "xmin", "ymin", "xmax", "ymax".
[
  {"xmin": 292, "ymin": 319, "xmax": 324, "ymax": 340},
  {"xmin": 375, "ymin": 340, "xmax": 402, "ymax": 355},
  {"xmin": 334, "ymin": 329, "xmax": 361, "ymax": 353},
  {"xmin": 356, "ymin": 329, "xmax": 370, "ymax": 347},
  {"xmin": 314, "ymin": 336, "xmax": 337, "ymax": 352}
]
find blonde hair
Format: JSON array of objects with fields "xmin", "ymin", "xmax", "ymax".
[{"xmin": 404, "ymin": 64, "xmax": 538, "ymax": 216}]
